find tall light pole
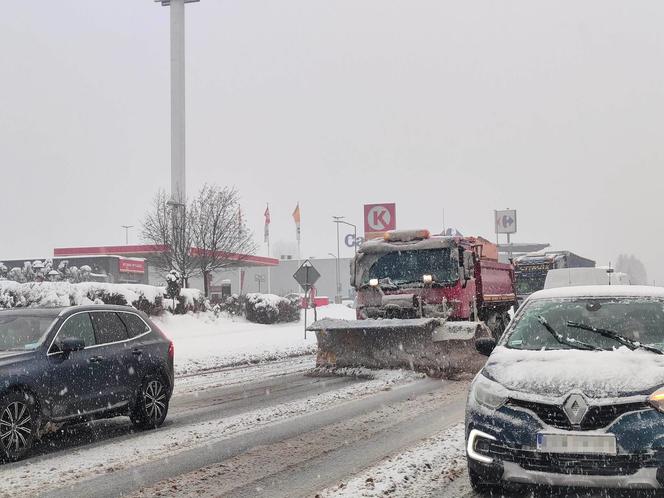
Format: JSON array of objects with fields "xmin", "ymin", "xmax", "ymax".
[
  {"xmin": 328, "ymin": 252, "xmax": 339, "ymax": 303},
  {"xmin": 333, "ymin": 218, "xmax": 358, "ymax": 302},
  {"xmin": 334, "ymin": 219, "xmax": 358, "ymax": 257},
  {"xmin": 121, "ymin": 225, "xmax": 134, "ymax": 245},
  {"xmin": 154, "ymin": 0, "xmax": 199, "ymax": 206},
  {"xmin": 332, "ymin": 216, "xmax": 344, "ymax": 303}
]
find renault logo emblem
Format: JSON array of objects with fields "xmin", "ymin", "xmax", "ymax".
[{"xmin": 563, "ymin": 394, "xmax": 588, "ymax": 425}]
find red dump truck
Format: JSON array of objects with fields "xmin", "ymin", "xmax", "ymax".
[{"xmin": 308, "ymin": 229, "xmax": 517, "ymax": 376}]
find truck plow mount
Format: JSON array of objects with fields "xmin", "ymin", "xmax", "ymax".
[{"xmin": 307, "ymin": 318, "xmax": 492, "ymax": 378}]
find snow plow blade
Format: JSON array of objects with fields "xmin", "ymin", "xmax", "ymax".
[{"xmin": 308, "ymin": 318, "xmax": 492, "ymax": 377}]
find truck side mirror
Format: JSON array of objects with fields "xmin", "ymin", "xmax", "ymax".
[{"xmin": 463, "ymin": 252, "xmax": 474, "ymax": 280}]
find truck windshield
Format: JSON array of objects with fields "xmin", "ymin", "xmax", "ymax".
[
  {"xmin": 515, "ymin": 266, "xmax": 549, "ymax": 295},
  {"xmin": 365, "ymin": 248, "xmax": 457, "ymax": 286},
  {"xmin": 0, "ymin": 314, "xmax": 57, "ymax": 351},
  {"xmin": 504, "ymin": 298, "xmax": 664, "ymax": 352}
]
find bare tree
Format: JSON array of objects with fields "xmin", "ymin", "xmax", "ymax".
[
  {"xmin": 190, "ymin": 185, "xmax": 257, "ymax": 296},
  {"xmin": 142, "ymin": 190, "xmax": 197, "ymax": 286}
]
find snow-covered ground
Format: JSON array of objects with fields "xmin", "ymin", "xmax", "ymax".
[
  {"xmin": 0, "ymin": 369, "xmax": 423, "ymax": 496},
  {"xmin": 155, "ymin": 304, "xmax": 356, "ymax": 375},
  {"xmin": 320, "ymin": 423, "xmax": 466, "ymax": 497}
]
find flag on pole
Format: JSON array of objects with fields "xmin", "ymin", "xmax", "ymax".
[
  {"xmin": 238, "ymin": 207, "xmax": 244, "ymax": 237},
  {"xmin": 264, "ymin": 204, "xmax": 271, "ymax": 243},
  {"xmin": 292, "ymin": 203, "xmax": 301, "ymax": 242}
]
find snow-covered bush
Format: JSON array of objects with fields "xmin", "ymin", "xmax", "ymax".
[
  {"xmin": 215, "ymin": 294, "xmax": 245, "ymax": 317},
  {"xmin": 0, "ymin": 281, "xmax": 207, "ymax": 316},
  {"xmin": 277, "ymin": 295, "xmax": 301, "ymax": 323},
  {"xmin": 165, "ymin": 270, "xmax": 182, "ymax": 312},
  {"xmin": 245, "ymin": 293, "xmax": 300, "ymax": 324}
]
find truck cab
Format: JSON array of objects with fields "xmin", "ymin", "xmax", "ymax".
[{"xmin": 351, "ymin": 230, "xmax": 516, "ymax": 336}]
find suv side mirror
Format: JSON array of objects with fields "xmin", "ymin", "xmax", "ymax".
[
  {"xmin": 59, "ymin": 337, "xmax": 85, "ymax": 355},
  {"xmin": 475, "ymin": 338, "xmax": 496, "ymax": 357}
]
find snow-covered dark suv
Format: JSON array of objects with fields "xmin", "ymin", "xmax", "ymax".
[
  {"xmin": 0, "ymin": 305, "xmax": 174, "ymax": 461},
  {"xmin": 466, "ymin": 286, "xmax": 664, "ymax": 493}
]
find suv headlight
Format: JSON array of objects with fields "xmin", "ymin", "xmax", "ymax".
[
  {"xmin": 472, "ymin": 374, "xmax": 508, "ymax": 409},
  {"xmin": 649, "ymin": 388, "xmax": 664, "ymax": 412}
]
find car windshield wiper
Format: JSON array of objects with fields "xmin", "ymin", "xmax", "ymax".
[
  {"xmin": 536, "ymin": 315, "xmax": 600, "ymax": 351},
  {"xmin": 566, "ymin": 321, "xmax": 664, "ymax": 355}
]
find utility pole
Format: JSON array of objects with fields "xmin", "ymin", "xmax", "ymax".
[{"xmin": 121, "ymin": 225, "xmax": 134, "ymax": 245}]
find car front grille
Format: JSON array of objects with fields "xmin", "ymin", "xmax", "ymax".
[
  {"xmin": 482, "ymin": 440, "xmax": 657, "ymax": 476},
  {"xmin": 506, "ymin": 398, "xmax": 651, "ymax": 430},
  {"xmin": 580, "ymin": 403, "xmax": 650, "ymax": 430}
]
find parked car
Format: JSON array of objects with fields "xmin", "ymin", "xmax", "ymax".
[
  {"xmin": 466, "ymin": 285, "xmax": 664, "ymax": 493},
  {"xmin": 0, "ymin": 305, "xmax": 174, "ymax": 461}
]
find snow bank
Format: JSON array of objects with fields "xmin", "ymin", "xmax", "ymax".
[
  {"xmin": 156, "ymin": 304, "xmax": 356, "ymax": 375},
  {"xmin": 320, "ymin": 423, "xmax": 466, "ymax": 497}
]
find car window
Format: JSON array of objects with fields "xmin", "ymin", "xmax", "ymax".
[
  {"xmin": 90, "ymin": 312, "xmax": 129, "ymax": 345},
  {"xmin": 504, "ymin": 298, "xmax": 664, "ymax": 351},
  {"xmin": 0, "ymin": 314, "xmax": 57, "ymax": 351},
  {"xmin": 119, "ymin": 313, "xmax": 150, "ymax": 338},
  {"xmin": 56, "ymin": 313, "xmax": 96, "ymax": 349}
]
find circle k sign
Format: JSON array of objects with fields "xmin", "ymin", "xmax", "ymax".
[{"xmin": 364, "ymin": 203, "xmax": 396, "ymax": 235}]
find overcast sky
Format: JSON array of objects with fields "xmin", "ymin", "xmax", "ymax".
[{"xmin": 1, "ymin": 1, "xmax": 662, "ymax": 282}]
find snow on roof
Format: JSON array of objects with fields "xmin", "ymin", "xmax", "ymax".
[{"xmin": 528, "ymin": 285, "xmax": 664, "ymax": 300}]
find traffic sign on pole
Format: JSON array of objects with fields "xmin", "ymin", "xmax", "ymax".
[
  {"xmin": 293, "ymin": 260, "xmax": 321, "ymax": 292},
  {"xmin": 495, "ymin": 209, "xmax": 517, "ymax": 234}
]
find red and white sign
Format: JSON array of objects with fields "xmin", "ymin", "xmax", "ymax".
[
  {"xmin": 364, "ymin": 203, "xmax": 396, "ymax": 239},
  {"xmin": 118, "ymin": 258, "xmax": 145, "ymax": 274}
]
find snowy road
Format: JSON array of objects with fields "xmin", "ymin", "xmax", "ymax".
[
  {"xmin": 0, "ymin": 356, "xmax": 470, "ymax": 498},
  {"xmin": 0, "ymin": 356, "xmax": 636, "ymax": 497}
]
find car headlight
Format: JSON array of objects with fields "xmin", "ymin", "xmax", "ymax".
[
  {"xmin": 472, "ymin": 374, "xmax": 508, "ymax": 409},
  {"xmin": 649, "ymin": 387, "xmax": 664, "ymax": 412}
]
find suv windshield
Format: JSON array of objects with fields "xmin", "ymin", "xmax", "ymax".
[
  {"xmin": 504, "ymin": 298, "xmax": 664, "ymax": 352},
  {"xmin": 364, "ymin": 248, "xmax": 457, "ymax": 286},
  {"xmin": 0, "ymin": 314, "xmax": 57, "ymax": 351}
]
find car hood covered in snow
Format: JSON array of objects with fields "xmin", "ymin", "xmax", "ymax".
[{"xmin": 483, "ymin": 346, "xmax": 664, "ymax": 398}]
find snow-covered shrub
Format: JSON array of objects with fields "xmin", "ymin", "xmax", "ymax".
[
  {"xmin": 86, "ymin": 289, "xmax": 128, "ymax": 306},
  {"xmin": 215, "ymin": 294, "xmax": 245, "ymax": 317},
  {"xmin": 134, "ymin": 295, "xmax": 164, "ymax": 316},
  {"xmin": 245, "ymin": 293, "xmax": 300, "ymax": 324},
  {"xmin": 0, "ymin": 281, "xmax": 193, "ymax": 317},
  {"xmin": 165, "ymin": 270, "xmax": 183, "ymax": 313},
  {"xmin": 277, "ymin": 295, "xmax": 301, "ymax": 323}
]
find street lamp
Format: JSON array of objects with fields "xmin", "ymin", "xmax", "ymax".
[
  {"xmin": 334, "ymin": 219, "xmax": 358, "ymax": 257},
  {"xmin": 332, "ymin": 216, "xmax": 345, "ymax": 303},
  {"xmin": 332, "ymin": 217, "xmax": 359, "ymax": 304},
  {"xmin": 121, "ymin": 225, "xmax": 134, "ymax": 245},
  {"xmin": 328, "ymin": 252, "xmax": 339, "ymax": 303}
]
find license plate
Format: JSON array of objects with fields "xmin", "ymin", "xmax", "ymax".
[{"xmin": 536, "ymin": 433, "xmax": 617, "ymax": 455}]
